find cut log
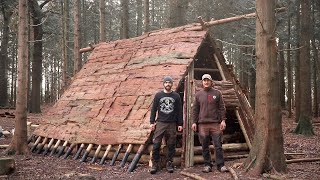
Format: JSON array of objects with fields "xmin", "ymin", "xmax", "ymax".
[
  {"xmin": 286, "ymin": 157, "xmax": 320, "ymax": 164},
  {"xmin": 203, "ymin": 7, "xmax": 286, "ymax": 27},
  {"xmin": 262, "ymin": 173, "xmax": 286, "ymax": 180},
  {"xmin": 0, "ymin": 158, "xmax": 15, "ymax": 175},
  {"xmin": 227, "ymin": 167, "xmax": 238, "ymax": 180},
  {"xmin": 180, "ymin": 171, "xmax": 206, "ymax": 180},
  {"xmin": 0, "ymin": 145, "xmax": 9, "ymax": 149}
]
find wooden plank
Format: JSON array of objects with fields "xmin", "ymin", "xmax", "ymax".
[{"xmin": 235, "ymin": 110, "xmax": 252, "ymax": 150}]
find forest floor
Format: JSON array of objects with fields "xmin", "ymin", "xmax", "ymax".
[{"xmin": 0, "ymin": 107, "xmax": 320, "ymax": 180}]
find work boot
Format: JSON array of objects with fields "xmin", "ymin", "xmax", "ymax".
[
  {"xmin": 150, "ymin": 162, "xmax": 158, "ymax": 174},
  {"xmin": 202, "ymin": 165, "xmax": 212, "ymax": 173},
  {"xmin": 166, "ymin": 161, "xmax": 174, "ymax": 173},
  {"xmin": 219, "ymin": 166, "xmax": 228, "ymax": 172}
]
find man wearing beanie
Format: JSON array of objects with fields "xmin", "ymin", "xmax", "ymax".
[
  {"xmin": 149, "ymin": 76, "xmax": 183, "ymax": 174},
  {"xmin": 192, "ymin": 74, "xmax": 228, "ymax": 173}
]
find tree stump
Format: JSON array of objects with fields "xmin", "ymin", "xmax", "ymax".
[{"xmin": 0, "ymin": 157, "xmax": 15, "ymax": 175}]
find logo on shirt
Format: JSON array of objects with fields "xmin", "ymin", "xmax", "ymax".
[
  {"xmin": 159, "ymin": 97, "xmax": 175, "ymax": 114},
  {"xmin": 213, "ymin": 95, "xmax": 217, "ymax": 99}
]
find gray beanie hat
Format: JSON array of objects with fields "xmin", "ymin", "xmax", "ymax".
[{"xmin": 163, "ymin": 76, "xmax": 173, "ymax": 83}]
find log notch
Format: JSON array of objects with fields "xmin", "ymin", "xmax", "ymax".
[{"xmin": 0, "ymin": 157, "xmax": 15, "ymax": 175}]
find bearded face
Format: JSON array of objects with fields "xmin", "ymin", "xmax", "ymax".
[{"xmin": 163, "ymin": 81, "xmax": 173, "ymax": 91}]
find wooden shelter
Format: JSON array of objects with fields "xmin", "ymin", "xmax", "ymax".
[{"xmin": 29, "ymin": 23, "xmax": 255, "ymax": 171}]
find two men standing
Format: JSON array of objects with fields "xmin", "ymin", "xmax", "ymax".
[{"xmin": 149, "ymin": 74, "xmax": 227, "ymax": 174}]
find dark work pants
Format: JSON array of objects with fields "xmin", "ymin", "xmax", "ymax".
[
  {"xmin": 198, "ymin": 123, "xmax": 224, "ymax": 169},
  {"xmin": 152, "ymin": 122, "xmax": 177, "ymax": 163}
]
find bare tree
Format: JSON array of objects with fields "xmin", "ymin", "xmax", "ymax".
[
  {"xmin": 6, "ymin": 0, "xmax": 30, "ymax": 155},
  {"xmin": 246, "ymin": 0, "xmax": 286, "ymax": 175},
  {"xmin": 29, "ymin": 0, "xmax": 50, "ymax": 113},
  {"xmin": 294, "ymin": 0, "xmax": 314, "ymax": 135},
  {"xmin": 287, "ymin": 13, "xmax": 293, "ymax": 118},
  {"xmin": 73, "ymin": 0, "xmax": 81, "ymax": 74},
  {"xmin": 136, "ymin": 0, "xmax": 143, "ymax": 36},
  {"xmin": 99, "ymin": 0, "xmax": 106, "ymax": 42},
  {"xmin": 61, "ymin": 0, "xmax": 69, "ymax": 93},
  {"xmin": 0, "ymin": 0, "xmax": 14, "ymax": 107},
  {"xmin": 120, "ymin": 0, "xmax": 129, "ymax": 39},
  {"xmin": 168, "ymin": 0, "xmax": 189, "ymax": 28},
  {"xmin": 144, "ymin": 0, "xmax": 150, "ymax": 33}
]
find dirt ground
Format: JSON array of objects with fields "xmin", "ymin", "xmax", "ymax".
[{"xmin": 1, "ymin": 108, "xmax": 320, "ymax": 180}]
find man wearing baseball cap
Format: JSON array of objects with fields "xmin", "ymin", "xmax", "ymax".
[
  {"xmin": 192, "ymin": 74, "xmax": 228, "ymax": 173},
  {"xmin": 149, "ymin": 76, "xmax": 183, "ymax": 174}
]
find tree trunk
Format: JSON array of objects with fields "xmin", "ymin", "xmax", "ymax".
[
  {"xmin": 7, "ymin": 0, "xmax": 29, "ymax": 155},
  {"xmin": 295, "ymin": 0, "xmax": 301, "ymax": 123},
  {"xmin": 99, "ymin": 0, "xmax": 106, "ymax": 42},
  {"xmin": 29, "ymin": 0, "xmax": 45, "ymax": 113},
  {"xmin": 61, "ymin": 0, "xmax": 69, "ymax": 93},
  {"xmin": 287, "ymin": 10, "xmax": 293, "ymax": 118},
  {"xmin": 311, "ymin": 2, "xmax": 319, "ymax": 117},
  {"xmin": 120, "ymin": 0, "xmax": 129, "ymax": 39},
  {"xmin": 0, "ymin": 3, "xmax": 12, "ymax": 107},
  {"xmin": 168, "ymin": 0, "xmax": 189, "ymax": 28},
  {"xmin": 294, "ymin": 0, "xmax": 315, "ymax": 135},
  {"xmin": 144, "ymin": 0, "xmax": 150, "ymax": 33},
  {"xmin": 136, "ymin": 0, "xmax": 143, "ymax": 36},
  {"xmin": 246, "ymin": 0, "xmax": 286, "ymax": 175},
  {"xmin": 278, "ymin": 39, "xmax": 286, "ymax": 109},
  {"xmin": 249, "ymin": 49, "xmax": 256, "ymax": 111},
  {"xmin": 73, "ymin": 0, "xmax": 81, "ymax": 74}
]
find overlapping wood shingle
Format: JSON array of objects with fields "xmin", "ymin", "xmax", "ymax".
[{"xmin": 33, "ymin": 24, "xmax": 207, "ymax": 145}]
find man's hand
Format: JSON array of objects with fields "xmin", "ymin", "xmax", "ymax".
[
  {"xmin": 220, "ymin": 120, "xmax": 226, "ymax": 131},
  {"xmin": 178, "ymin": 126, "xmax": 183, "ymax": 132},
  {"xmin": 150, "ymin": 124, "xmax": 155, "ymax": 131},
  {"xmin": 191, "ymin": 123, "xmax": 197, "ymax": 131}
]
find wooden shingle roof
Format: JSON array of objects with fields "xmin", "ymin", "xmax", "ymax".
[{"xmin": 33, "ymin": 24, "xmax": 207, "ymax": 145}]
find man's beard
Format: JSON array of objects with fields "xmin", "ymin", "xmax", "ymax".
[{"xmin": 165, "ymin": 85, "xmax": 172, "ymax": 91}]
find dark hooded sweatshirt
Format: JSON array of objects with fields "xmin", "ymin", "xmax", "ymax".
[{"xmin": 192, "ymin": 87, "xmax": 226, "ymax": 124}]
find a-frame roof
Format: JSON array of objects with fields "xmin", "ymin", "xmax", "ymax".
[{"xmin": 34, "ymin": 24, "xmax": 208, "ymax": 145}]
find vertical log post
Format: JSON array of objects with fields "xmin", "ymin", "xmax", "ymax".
[{"xmin": 73, "ymin": 143, "xmax": 85, "ymax": 160}]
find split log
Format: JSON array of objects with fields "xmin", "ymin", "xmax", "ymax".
[
  {"xmin": 36, "ymin": 137, "xmax": 48, "ymax": 154},
  {"xmin": 0, "ymin": 145, "xmax": 9, "ymax": 149},
  {"xmin": 180, "ymin": 171, "xmax": 206, "ymax": 180},
  {"xmin": 0, "ymin": 158, "xmax": 15, "ymax": 175},
  {"xmin": 286, "ymin": 157, "xmax": 320, "ymax": 164},
  {"xmin": 227, "ymin": 167, "xmax": 238, "ymax": 180}
]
